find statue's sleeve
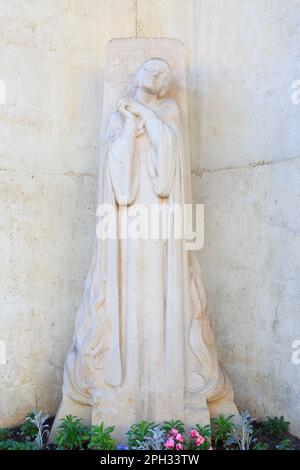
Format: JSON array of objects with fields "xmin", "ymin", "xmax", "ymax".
[
  {"xmin": 146, "ymin": 99, "xmax": 183, "ymax": 198},
  {"xmin": 105, "ymin": 112, "xmax": 139, "ymax": 206}
]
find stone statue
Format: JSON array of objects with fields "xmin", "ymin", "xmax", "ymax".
[{"xmin": 50, "ymin": 38, "xmax": 238, "ymax": 440}]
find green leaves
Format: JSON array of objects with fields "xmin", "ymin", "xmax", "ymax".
[
  {"xmin": 211, "ymin": 414, "xmax": 234, "ymax": 447},
  {"xmin": 0, "ymin": 428, "xmax": 13, "ymax": 440},
  {"xmin": 54, "ymin": 415, "xmax": 89, "ymax": 450},
  {"xmin": 264, "ymin": 416, "xmax": 290, "ymax": 435},
  {"xmin": 253, "ymin": 441, "xmax": 269, "ymax": 450},
  {"xmin": 54, "ymin": 417, "xmax": 116, "ymax": 450},
  {"xmin": 162, "ymin": 419, "xmax": 185, "ymax": 434},
  {"xmin": 0, "ymin": 440, "xmax": 39, "ymax": 450},
  {"xmin": 276, "ymin": 438, "xmax": 294, "ymax": 450},
  {"xmin": 195, "ymin": 423, "xmax": 211, "ymax": 439},
  {"xmin": 127, "ymin": 420, "xmax": 156, "ymax": 449},
  {"xmin": 0, "ymin": 410, "xmax": 296, "ymax": 451},
  {"xmin": 88, "ymin": 422, "xmax": 116, "ymax": 450},
  {"xmin": 20, "ymin": 411, "xmax": 39, "ymax": 439}
]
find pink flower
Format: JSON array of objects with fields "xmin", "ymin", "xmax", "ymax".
[
  {"xmin": 189, "ymin": 429, "xmax": 200, "ymax": 439},
  {"xmin": 165, "ymin": 437, "xmax": 175, "ymax": 449},
  {"xmin": 176, "ymin": 443, "xmax": 183, "ymax": 450},
  {"xmin": 176, "ymin": 433, "xmax": 184, "ymax": 443},
  {"xmin": 209, "ymin": 447, "xmax": 214, "ymax": 450},
  {"xmin": 171, "ymin": 428, "xmax": 178, "ymax": 437},
  {"xmin": 196, "ymin": 435, "xmax": 205, "ymax": 446}
]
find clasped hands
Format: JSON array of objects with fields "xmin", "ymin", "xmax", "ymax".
[{"xmin": 117, "ymin": 97, "xmax": 154, "ymax": 128}]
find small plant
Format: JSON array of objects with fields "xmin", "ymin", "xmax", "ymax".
[
  {"xmin": 24, "ymin": 410, "xmax": 49, "ymax": 449},
  {"xmin": 54, "ymin": 415, "xmax": 89, "ymax": 450},
  {"xmin": 88, "ymin": 422, "xmax": 116, "ymax": 450},
  {"xmin": 133, "ymin": 427, "xmax": 166, "ymax": 450},
  {"xmin": 0, "ymin": 428, "xmax": 13, "ymax": 441},
  {"xmin": 20, "ymin": 411, "xmax": 39, "ymax": 439},
  {"xmin": 253, "ymin": 441, "xmax": 269, "ymax": 450},
  {"xmin": 127, "ymin": 420, "xmax": 156, "ymax": 449},
  {"xmin": 225, "ymin": 411, "xmax": 256, "ymax": 450},
  {"xmin": 164, "ymin": 427, "xmax": 185, "ymax": 450},
  {"xmin": 162, "ymin": 425, "xmax": 212, "ymax": 451},
  {"xmin": 195, "ymin": 424, "xmax": 211, "ymax": 439},
  {"xmin": 0, "ymin": 439, "xmax": 39, "ymax": 450},
  {"xmin": 264, "ymin": 416, "xmax": 289, "ymax": 435},
  {"xmin": 162, "ymin": 419, "xmax": 185, "ymax": 434},
  {"xmin": 188, "ymin": 428, "xmax": 210, "ymax": 450},
  {"xmin": 188, "ymin": 424, "xmax": 212, "ymax": 450},
  {"xmin": 211, "ymin": 414, "xmax": 234, "ymax": 447},
  {"xmin": 276, "ymin": 438, "xmax": 294, "ymax": 450}
]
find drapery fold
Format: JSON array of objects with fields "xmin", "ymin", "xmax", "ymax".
[{"xmin": 62, "ymin": 97, "xmax": 232, "ymax": 409}]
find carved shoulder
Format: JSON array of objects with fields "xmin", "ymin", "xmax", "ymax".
[{"xmin": 158, "ymin": 97, "xmax": 183, "ymax": 129}]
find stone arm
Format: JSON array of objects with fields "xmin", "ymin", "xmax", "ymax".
[
  {"xmin": 140, "ymin": 99, "xmax": 182, "ymax": 198},
  {"xmin": 105, "ymin": 111, "xmax": 138, "ymax": 206}
]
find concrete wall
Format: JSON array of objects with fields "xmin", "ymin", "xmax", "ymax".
[{"xmin": 1, "ymin": 0, "xmax": 299, "ymax": 436}]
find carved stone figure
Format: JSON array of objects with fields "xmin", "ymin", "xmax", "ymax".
[{"xmin": 50, "ymin": 38, "xmax": 238, "ymax": 440}]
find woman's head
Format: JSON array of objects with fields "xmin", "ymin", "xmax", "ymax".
[{"xmin": 132, "ymin": 58, "xmax": 172, "ymax": 98}]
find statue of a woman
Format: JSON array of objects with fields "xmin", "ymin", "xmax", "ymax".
[{"xmin": 51, "ymin": 56, "xmax": 238, "ymax": 439}]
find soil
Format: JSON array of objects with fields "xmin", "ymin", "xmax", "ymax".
[
  {"xmin": 251, "ymin": 421, "xmax": 300, "ymax": 450},
  {"xmin": 2, "ymin": 416, "xmax": 55, "ymax": 449},
  {"xmin": 213, "ymin": 421, "xmax": 300, "ymax": 450}
]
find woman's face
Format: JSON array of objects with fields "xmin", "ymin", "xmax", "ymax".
[{"xmin": 137, "ymin": 59, "xmax": 170, "ymax": 96}]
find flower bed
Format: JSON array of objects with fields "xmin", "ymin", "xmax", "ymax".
[{"xmin": 0, "ymin": 410, "xmax": 299, "ymax": 451}]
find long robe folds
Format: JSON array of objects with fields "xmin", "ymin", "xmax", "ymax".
[{"xmin": 57, "ymin": 97, "xmax": 235, "ymax": 432}]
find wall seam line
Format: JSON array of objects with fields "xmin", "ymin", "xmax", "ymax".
[{"xmin": 192, "ymin": 155, "xmax": 300, "ymax": 177}]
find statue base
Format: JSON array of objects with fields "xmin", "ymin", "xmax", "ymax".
[{"xmin": 49, "ymin": 394, "xmax": 239, "ymax": 443}]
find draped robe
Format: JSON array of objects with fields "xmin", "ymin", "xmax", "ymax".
[{"xmin": 57, "ymin": 96, "xmax": 234, "ymax": 430}]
